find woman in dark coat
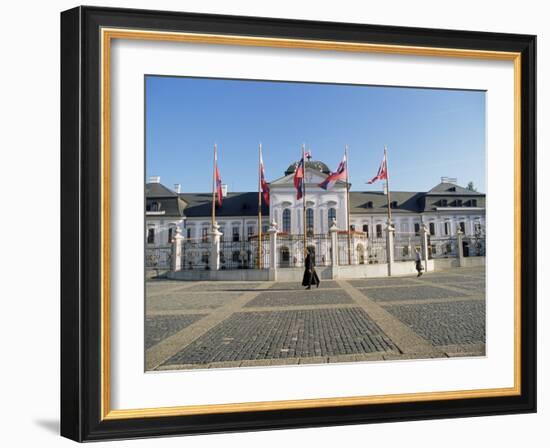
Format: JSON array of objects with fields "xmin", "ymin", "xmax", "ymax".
[{"xmin": 302, "ymin": 249, "xmax": 320, "ymax": 289}]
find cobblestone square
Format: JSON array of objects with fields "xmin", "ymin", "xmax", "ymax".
[
  {"xmin": 245, "ymin": 288, "xmax": 354, "ymax": 308},
  {"xmin": 145, "ymin": 267, "xmax": 486, "ymax": 371}
]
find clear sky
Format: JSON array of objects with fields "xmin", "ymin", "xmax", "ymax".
[{"xmin": 145, "ymin": 75, "xmax": 486, "ymax": 193}]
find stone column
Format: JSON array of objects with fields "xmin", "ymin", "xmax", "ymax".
[
  {"xmin": 209, "ymin": 221, "xmax": 222, "ymax": 271},
  {"xmin": 421, "ymin": 223, "xmax": 429, "ymax": 272},
  {"xmin": 170, "ymin": 226, "xmax": 184, "ymax": 272},
  {"xmin": 386, "ymin": 222, "xmax": 395, "ymax": 276},
  {"xmin": 329, "ymin": 218, "xmax": 339, "ymax": 279},
  {"xmin": 456, "ymin": 228, "xmax": 464, "ymax": 267},
  {"xmin": 268, "ymin": 220, "xmax": 278, "ymax": 281}
]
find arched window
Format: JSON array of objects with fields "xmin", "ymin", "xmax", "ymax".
[
  {"xmin": 306, "ymin": 208, "xmax": 314, "ymax": 234},
  {"xmin": 282, "ymin": 209, "xmax": 291, "ymax": 233},
  {"xmin": 328, "ymin": 208, "xmax": 336, "ymax": 227}
]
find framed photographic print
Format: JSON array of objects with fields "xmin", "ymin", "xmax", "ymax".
[{"xmin": 60, "ymin": 6, "xmax": 536, "ymax": 441}]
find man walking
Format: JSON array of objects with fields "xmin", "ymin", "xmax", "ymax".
[
  {"xmin": 415, "ymin": 248, "xmax": 424, "ymax": 277},
  {"xmin": 302, "ymin": 248, "xmax": 320, "ymax": 289}
]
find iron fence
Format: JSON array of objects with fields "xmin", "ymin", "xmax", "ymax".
[
  {"xmin": 276, "ymin": 233, "xmax": 331, "ymax": 268},
  {"xmin": 337, "ymin": 232, "xmax": 369, "ymax": 265},
  {"xmin": 366, "ymin": 237, "xmax": 387, "ymax": 264},
  {"xmin": 181, "ymin": 237, "xmax": 211, "ymax": 270},
  {"xmin": 219, "ymin": 238, "xmax": 270, "ymax": 269},
  {"xmin": 393, "ymin": 232, "xmax": 422, "ymax": 261},
  {"xmin": 145, "ymin": 245, "xmax": 172, "ymax": 269},
  {"xmin": 462, "ymin": 236, "xmax": 486, "ymax": 257},
  {"xmin": 427, "ymin": 236, "xmax": 457, "ymax": 259}
]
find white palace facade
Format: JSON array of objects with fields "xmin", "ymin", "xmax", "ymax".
[{"xmin": 146, "ymin": 158, "xmax": 486, "ymax": 252}]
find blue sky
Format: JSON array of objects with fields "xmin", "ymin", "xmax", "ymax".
[{"xmin": 145, "ymin": 76, "xmax": 486, "ymax": 193}]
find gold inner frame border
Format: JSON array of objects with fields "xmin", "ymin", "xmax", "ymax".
[{"xmin": 100, "ymin": 27, "xmax": 522, "ymax": 421}]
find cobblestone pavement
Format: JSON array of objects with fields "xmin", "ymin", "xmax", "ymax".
[{"xmin": 145, "ymin": 266, "xmax": 485, "ymax": 370}]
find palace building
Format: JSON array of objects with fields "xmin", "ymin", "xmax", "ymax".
[{"xmin": 146, "ymin": 158, "xmax": 486, "ymax": 254}]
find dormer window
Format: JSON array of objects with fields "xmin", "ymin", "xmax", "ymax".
[
  {"xmin": 390, "ymin": 201, "xmax": 398, "ymax": 208},
  {"xmin": 456, "ymin": 199, "xmax": 463, "ymax": 207},
  {"xmin": 448, "ymin": 186, "xmax": 456, "ymax": 192},
  {"xmin": 471, "ymin": 199, "xmax": 478, "ymax": 207},
  {"xmin": 147, "ymin": 201, "xmax": 161, "ymax": 212},
  {"xmin": 440, "ymin": 199, "xmax": 448, "ymax": 207},
  {"xmin": 366, "ymin": 201, "xmax": 373, "ymax": 209}
]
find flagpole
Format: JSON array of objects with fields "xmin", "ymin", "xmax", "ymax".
[
  {"xmin": 211, "ymin": 143, "xmax": 217, "ymax": 228},
  {"xmin": 258, "ymin": 143, "xmax": 262, "ymax": 269},
  {"xmin": 302, "ymin": 143, "xmax": 307, "ymax": 261},
  {"xmin": 385, "ymin": 145, "xmax": 392, "ymax": 225},
  {"xmin": 345, "ymin": 145, "xmax": 352, "ymax": 263}
]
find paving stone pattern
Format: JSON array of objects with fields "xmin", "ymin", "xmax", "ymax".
[
  {"xmin": 145, "ymin": 314, "xmax": 206, "ymax": 350},
  {"xmin": 245, "ymin": 288, "xmax": 354, "ymax": 308},
  {"xmin": 146, "ymin": 292, "xmax": 242, "ymax": 311},
  {"xmin": 163, "ymin": 308, "xmax": 397, "ymax": 366},
  {"xmin": 384, "ymin": 301, "xmax": 486, "ymax": 346},
  {"xmin": 360, "ymin": 285, "xmax": 468, "ymax": 302},
  {"xmin": 145, "ymin": 266, "xmax": 486, "ymax": 370}
]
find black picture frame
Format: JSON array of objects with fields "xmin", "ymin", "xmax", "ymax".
[{"xmin": 61, "ymin": 5, "xmax": 536, "ymax": 442}]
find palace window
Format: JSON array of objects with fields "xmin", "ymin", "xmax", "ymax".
[
  {"xmin": 306, "ymin": 208, "xmax": 314, "ymax": 233},
  {"xmin": 186, "ymin": 228, "xmax": 192, "ymax": 239},
  {"xmin": 414, "ymin": 223, "xmax": 420, "ymax": 236},
  {"xmin": 247, "ymin": 225, "xmax": 254, "ymax": 240},
  {"xmin": 167, "ymin": 227, "xmax": 173, "ymax": 243},
  {"xmin": 429, "ymin": 222, "xmax": 436, "ymax": 236},
  {"xmin": 328, "ymin": 208, "xmax": 336, "ymax": 227},
  {"xmin": 147, "ymin": 228, "xmax": 155, "ymax": 244},
  {"xmin": 282, "ymin": 209, "xmax": 291, "ymax": 233},
  {"xmin": 444, "ymin": 222, "xmax": 450, "ymax": 235},
  {"xmin": 376, "ymin": 224, "xmax": 383, "ymax": 238},
  {"xmin": 459, "ymin": 221, "xmax": 466, "ymax": 233},
  {"xmin": 232, "ymin": 227, "xmax": 240, "ymax": 242},
  {"xmin": 362, "ymin": 224, "xmax": 369, "ymax": 237},
  {"xmin": 201, "ymin": 227, "xmax": 208, "ymax": 242},
  {"xmin": 262, "ymin": 225, "xmax": 269, "ymax": 233}
]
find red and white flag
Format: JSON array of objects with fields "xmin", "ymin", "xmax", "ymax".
[
  {"xmin": 259, "ymin": 148, "xmax": 270, "ymax": 203},
  {"xmin": 367, "ymin": 152, "xmax": 388, "ymax": 185},
  {"xmin": 319, "ymin": 153, "xmax": 347, "ymax": 190},
  {"xmin": 293, "ymin": 157, "xmax": 304, "ymax": 200}
]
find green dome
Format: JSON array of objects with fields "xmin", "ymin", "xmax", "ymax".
[{"xmin": 285, "ymin": 160, "xmax": 331, "ymax": 176}]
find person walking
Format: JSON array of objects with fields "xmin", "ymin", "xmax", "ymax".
[
  {"xmin": 415, "ymin": 248, "xmax": 424, "ymax": 277},
  {"xmin": 302, "ymin": 248, "xmax": 320, "ymax": 289}
]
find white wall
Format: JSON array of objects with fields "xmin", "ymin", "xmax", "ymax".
[{"xmin": 0, "ymin": 1, "xmax": 546, "ymax": 447}]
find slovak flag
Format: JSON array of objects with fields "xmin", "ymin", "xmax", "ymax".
[
  {"xmin": 259, "ymin": 150, "xmax": 270, "ymax": 203},
  {"xmin": 215, "ymin": 164, "xmax": 223, "ymax": 206},
  {"xmin": 367, "ymin": 152, "xmax": 388, "ymax": 184},
  {"xmin": 319, "ymin": 153, "xmax": 347, "ymax": 190},
  {"xmin": 293, "ymin": 157, "xmax": 305, "ymax": 200}
]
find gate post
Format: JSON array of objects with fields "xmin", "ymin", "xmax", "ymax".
[
  {"xmin": 456, "ymin": 228, "xmax": 465, "ymax": 267},
  {"xmin": 329, "ymin": 219, "xmax": 339, "ymax": 279},
  {"xmin": 421, "ymin": 223, "xmax": 430, "ymax": 272},
  {"xmin": 386, "ymin": 222, "xmax": 395, "ymax": 276},
  {"xmin": 268, "ymin": 221, "xmax": 278, "ymax": 281},
  {"xmin": 170, "ymin": 226, "xmax": 184, "ymax": 272},
  {"xmin": 209, "ymin": 222, "xmax": 222, "ymax": 271}
]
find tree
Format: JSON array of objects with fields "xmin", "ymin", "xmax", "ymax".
[{"xmin": 466, "ymin": 181, "xmax": 477, "ymax": 192}]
